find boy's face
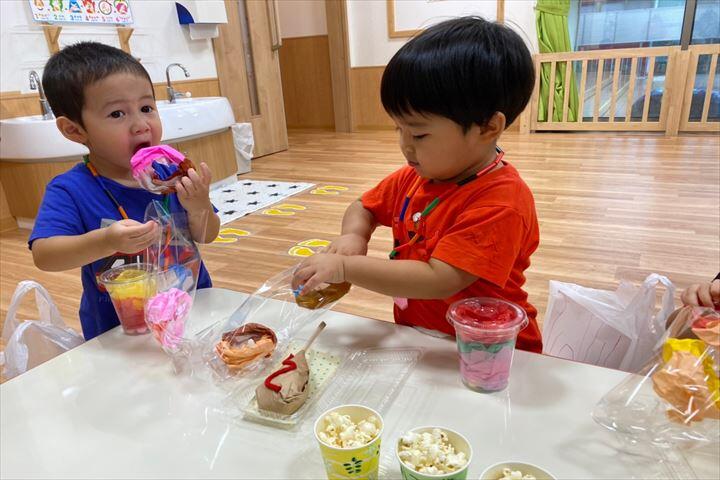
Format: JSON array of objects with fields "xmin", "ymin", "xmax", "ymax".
[
  {"xmin": 58, "ymin": 72, "xmax": 161, "ymax": 173},
  {"xmin": 392, "ymin": 112, "xmax": 494, "ymax": 182}
]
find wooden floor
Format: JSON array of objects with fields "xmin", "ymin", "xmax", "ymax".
[{"xmin": 1, "ymin": 130, "xmax": 718, "ymax": 343}]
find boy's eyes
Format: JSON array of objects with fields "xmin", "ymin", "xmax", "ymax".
[
  {"xmin": 141, "ymin": 105, "xmax": 154, "ymax": 113},
  {"xmin": 412, "ymin": 134, "xmax": 428, "ymax": 140},
  {"xmin": 109, "ymin": 110, "xmax": 125, "ymax": 119},
  {"xmin": 108, "ymin": 105, "xmax": 154, "ymax": 118}
]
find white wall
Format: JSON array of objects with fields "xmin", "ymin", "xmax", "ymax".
[
  {"xmin": 277, "ymin": 0, "xmax": 327, "ymax": 39},
  {"xmin": 0, "ymin": 0, "xmax": 218, "ymax": 93},
  {"xmin": 346, "ymin": 0, "xmax": 538, "ymax": 68}
]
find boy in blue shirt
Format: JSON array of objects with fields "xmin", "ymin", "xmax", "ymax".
[{"xmin": 30, "ymin": 42, "xmax": 220, "ymax": 340}]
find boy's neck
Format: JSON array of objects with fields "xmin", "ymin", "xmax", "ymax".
[
  {"xmin": 434, "ymin": 145, "xmax": 503, "ymax": 184},
  {"xmin": 86, "ymin": 153, "xmax": 138, "ymax": 187}
]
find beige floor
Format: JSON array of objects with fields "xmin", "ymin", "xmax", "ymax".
[{"xmin": 1, "ymin": 130, "xmax": 718, "ymax": 344}]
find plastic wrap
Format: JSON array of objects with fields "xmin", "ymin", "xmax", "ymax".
[
  {"xmin": 592, "ymin": 306, "xmax": 720, "ymax": 447},
  {"xmin": 142, "ymin": 200, "xmax": 206, "ymax": 373},
  {"xmin": 203, "ymin": 266, "xmax": 350, "ymax": 383},
  {"xmin": 131, "ymin": 145, "xmax": 195, "ymax": 194}
]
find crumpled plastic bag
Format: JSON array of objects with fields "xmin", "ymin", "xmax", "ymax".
[
  {"xmin": 0, "ymin": 281, "xmax": 84, "ymax": 380},
  {"xmin": 203, "ymin": 266, "xmax": 350, "ymax": 383},
  {"xmin": 542, "ymin": 274, "xmax": 675, "ymax": 372},
  {"xmin": 593, "ymin": 306, "xmax": 719, "ymax": 448},
  {"xmin": 142, "ymin": 200, "xmax": 205, "ymax": 373}
]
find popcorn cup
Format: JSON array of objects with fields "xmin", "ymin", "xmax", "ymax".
[
  {"xmin": 99, "ymin": 263, "xmax": 156, "ymax": 335},
  {"xmin": 395, "ymin": 426, "xmax": 472, "ymax": 480},
  {"xmin": 479, "ymin": 461, "xmax": 555, "ymax": 480},
  {"xmin": 447, "ymin": 298, "xmax": 528, "ymax": 393},
  {"xmin": 313, "ymin": 404, "xmax": 384, "ymax": 480}
]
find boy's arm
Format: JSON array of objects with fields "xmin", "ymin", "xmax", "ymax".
[
  {"xmin": 292, "ymin": 254, "xmax": 476, "ymax": 299},
  {"xmin": 32, "ymin": 219, "xmax": 157, "ymax": 272},
  {"xmin": 325, "ymin": 200, "xmax": 378, "ymax": 256},
  {"xmin": 188, "ymin": 207, "xmax": 220, "ymax": 244}
]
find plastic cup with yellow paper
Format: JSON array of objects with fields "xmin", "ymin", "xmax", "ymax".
[
  {"xmin": 313, "ymin": 404, "xmax": 384, "ymax": 480},
  {"xmin": 99, "ymin": 263, "xmax": 156, "ymax": 335}
]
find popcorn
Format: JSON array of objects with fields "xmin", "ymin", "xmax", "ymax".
[
  {"xmin": 499, "ymin": 467, "xmax": 536, "ymax": 480},
  {"xmin": 397, "ymin": 428, "xmax": 468, "ymax": 474},
  {"xmin": 317, "ymin": 412, "xmax": 380, "ymax": 448}
]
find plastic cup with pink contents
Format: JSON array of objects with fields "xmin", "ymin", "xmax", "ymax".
[{"xmin": 446, "ymin": 298, "xmax": 528, "ymax": 393}]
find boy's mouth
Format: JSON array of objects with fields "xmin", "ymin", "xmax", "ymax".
[{"xmin": 132, "ymin": 142, "xmax": 151, "ymax": 154}]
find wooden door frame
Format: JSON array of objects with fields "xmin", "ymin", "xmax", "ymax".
[{"xmin": 325, "ymin": 0, "xmax": 353, "ymax": 132}]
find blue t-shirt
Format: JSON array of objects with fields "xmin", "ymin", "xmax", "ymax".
[{"xmin": 29, "ymin": 163, "xmax": 213, "ymax": 340}]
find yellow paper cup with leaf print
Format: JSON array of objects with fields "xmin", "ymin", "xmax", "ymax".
[{"xmin": 314, "ymin": 404, "xmax": 384, "ymax": 480}]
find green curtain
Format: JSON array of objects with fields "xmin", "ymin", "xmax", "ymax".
[{"xmin": 536, "ymin": 0, "xmax": 579, "ymax": 122}]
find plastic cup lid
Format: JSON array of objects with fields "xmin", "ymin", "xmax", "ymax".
[{"xmin": 446, "ymin": 297, "xmax": 528, "ymax": 333}]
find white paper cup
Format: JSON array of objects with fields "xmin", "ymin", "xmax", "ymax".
[{"xmin": 479, "ymin": 461, "xmax": 555, "ymax": 480}]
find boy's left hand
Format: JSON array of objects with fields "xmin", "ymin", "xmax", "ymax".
[
  {"xmin": 176, "ymin": 162, "xmax": 213, "ymax": 213},
  {"xmin": 292, "ymin": 253, "xmax": 346, "ymax": 295}
]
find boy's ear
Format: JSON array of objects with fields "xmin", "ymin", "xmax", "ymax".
[
  {"xmin": 55, "ymin": 116, "xmax": 88, "ymax": 145},
  {"xmin": 477, "ymin": 112, "xmax": 506, "ymax": 142}
]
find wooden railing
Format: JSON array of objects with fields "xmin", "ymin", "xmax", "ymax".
[{"xmin": 519, "ymin": 45, "xmax": 720, "ymax": 135}]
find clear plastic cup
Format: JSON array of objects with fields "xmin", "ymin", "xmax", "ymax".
[
  {"xmin": 99, "ymin": 263, "xmax": 156, "ymax": 335},
  {"xmin": 447, "ymin": 297, "xmax": 528, "ymax": 393}
]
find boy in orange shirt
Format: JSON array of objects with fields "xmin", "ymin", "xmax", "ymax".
[{"xmin": 292, "ymin": 17, "xmax": 542, "ymax": 352}]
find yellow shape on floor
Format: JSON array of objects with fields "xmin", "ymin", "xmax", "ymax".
[
  {"xmin": 263, "ymin": 204, "xmax": 307, "ymax": 216},
  {"xmin": 310, "ymin": 185, "xmax": 349, "ymax": 195},
  {"xmin": 213, "ymin": 228, "xmax": 251, "ymax": 244},
  {"xmin": 288, "ymin": 239, "xmax": 331, "ymax": 257}
]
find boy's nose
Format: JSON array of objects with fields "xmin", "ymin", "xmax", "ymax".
[{"xmin": 132, "ymin": 119, "xmax": 151, "ymax": 135}]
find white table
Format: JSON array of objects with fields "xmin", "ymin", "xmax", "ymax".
[{"xmin": 2, "ymin": 288, "xmax": 718, "ymax": 479}]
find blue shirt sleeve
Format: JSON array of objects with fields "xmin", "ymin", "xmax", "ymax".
[{"xmin": 29, "ymin": 181, "xmax": 84, "ymax": 249}]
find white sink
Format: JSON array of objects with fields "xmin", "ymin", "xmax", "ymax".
[{"xmin": 0, "ymin": 96, "xmax": 235, "ymax": 162}]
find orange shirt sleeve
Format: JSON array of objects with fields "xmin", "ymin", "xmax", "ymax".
[
  {"xmin": 431, "ymin": 206, "xmax": 527, "ymax": 288},
  {"xmin": 360, "ymin": 167, "xmax": 411, "ymax": 227}
]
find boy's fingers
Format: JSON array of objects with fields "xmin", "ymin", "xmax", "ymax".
[
  {"xmin": 187, "ymin": 168, "xmax": 201, "ymax": 185},
  {"xmin": 300, "ymin": 274, "xmax": 322, "ymax": 296},
  {"xmin": 200, "ymin": 163, "xmax": 212, "ymax": 183},
  {"xmin": 710, "ymin": 280, "xmax": 720, "ymax": 303},
  {"xmin": 175, "ymin": 180, "xmax": 187, "ymax": 198},
  {"xmin": 698, "ymin": 286, "xmax": 714, "ymax": 308},
  {"xmin": 181, "ymin": 176, "xmax": 196, "ymax": 195}
]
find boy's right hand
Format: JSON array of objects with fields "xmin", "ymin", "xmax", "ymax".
[
  {"xmin": 324, "ymin": 233, "xmax": 368, "ymax": 256},
  {"xmin": 103, "ymin": 219, "xmax": 158, "ymax": 254},
  {"xmin": 681, "ymin": 280, "xmax": 720, "ymax": 308}
]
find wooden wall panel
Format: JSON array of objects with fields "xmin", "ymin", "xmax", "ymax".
[
  {"xmin": 279, "ymin": 35, "xmax": 335, "ymax": 129},
  {"xmin": 348, "ymin": 67, "xmax": 520, "ymax": 132},
  {"xmin": 1, "ymin": 78, "xmax": 221, "ymax": 121},
  {"xmin": 0, "ymin": 182, "xmax": 15, "ymax": 232}
]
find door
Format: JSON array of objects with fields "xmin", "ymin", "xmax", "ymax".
[{"xmin": 213, "ymin": 0, "xmax": 288, "ymax": 158}]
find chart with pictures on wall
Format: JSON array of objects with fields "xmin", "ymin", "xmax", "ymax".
[{"xmin": 28, "ymin": 0, "xmax": 133, "ymax": 25}]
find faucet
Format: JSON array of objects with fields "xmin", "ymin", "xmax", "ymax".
[
  {"xmin": 165, "ymin": 63, "xmax": 190, "ymax": 103},
  {"xmin": 28, "ymin": 70, "xmax": 54, "ymax": 120}
]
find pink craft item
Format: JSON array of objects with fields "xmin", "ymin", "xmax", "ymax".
[
  {"xmin": 131, "ymin": 145, "xmax": 194, "ymax": 194},
  {"xmin": 145, "ymin": 288, "xmax": 193, "ymax": 350}
]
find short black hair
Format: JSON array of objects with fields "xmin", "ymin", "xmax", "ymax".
[
  {"xmin": 42, "ymin": 41, "xmax": 153, "ymax": 125},
  {"xmin": 381, "ymin": 17, "xmax": 535, "ymax": 131}
]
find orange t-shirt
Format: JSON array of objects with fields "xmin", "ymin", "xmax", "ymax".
[{"xmin": 361, "ymin": 162, "xmax": 542, "ymax": 353}]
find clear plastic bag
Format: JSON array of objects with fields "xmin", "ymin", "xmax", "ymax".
[
  {"xmin": 543, "ymin": 274, "xmax": 675, "ymax": 372},
  {"xmin": 592, "ymin": 306, "xmax": 719, "ymax": 448},
  {"xmin": 203, "ymin": 266, "xmax": 351, "ymax": 383},
  {"xmin": 0, "ymin": 281, "xmax": 84, "ymax": 380},
  {"xmin": 142, "ymin": 200, "xmax": 206, "ymax": 373}
]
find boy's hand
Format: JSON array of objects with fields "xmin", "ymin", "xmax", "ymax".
[
  {"xmin": 324, "ymin": 233, "xmax": 368, "ymax": 256},
  {"xmin": 104, "ymin": 219, "xmax": 158, "ymax": 254},
  {"xmin": 681, "ymin": 280, "xmax": 720, "ymax": 308},
  {"xmin": 292, "ymin": 253, "xmax": 346, "ymax": 295},
  {"xmin": 176, "ymin": 163, "xmax": 213, "ymax": 214}
]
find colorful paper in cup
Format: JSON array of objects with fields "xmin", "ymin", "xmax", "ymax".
[
  {"xmin": 479, "ymin": 461, "xmax": 555, "ymax": 480},
  {"xmin": 395, "ymin": 426, "xmax": 472, "ymax": 480},
  {"xmin": 313, "ymin": 404, "xmax": 384, "ymax": 480},
  {"xmin": 99, "ymin": 263, "xmax": 156, "ymax": 335}
]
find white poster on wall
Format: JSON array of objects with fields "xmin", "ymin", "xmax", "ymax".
[
  {"xmin": 28, "ymin": 0, "xmax": 133, "ymax": 25},
  {"xmin": 391, "ymin": 0, "xmax": 497, "ymax": 34}
]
